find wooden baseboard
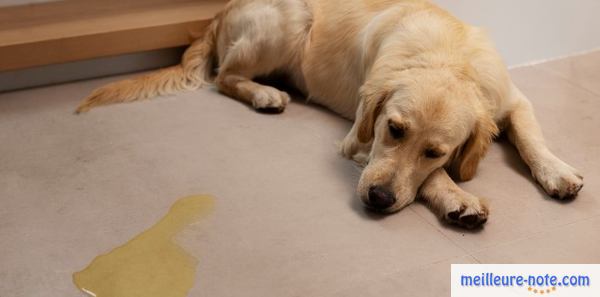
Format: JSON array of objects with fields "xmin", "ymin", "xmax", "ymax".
[{"xmin": 0, "ymin": 0, "xmax": 227, "ymax": 71}]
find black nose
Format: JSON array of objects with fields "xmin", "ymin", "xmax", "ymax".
[{"xmin": 367, "ymin": 186, "xmax": 396, "ymax": 210}]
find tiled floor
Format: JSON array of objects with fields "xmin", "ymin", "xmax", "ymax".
[{"xmin": 1, "ymin": 51, "xmax": 599, "ymax": 297}]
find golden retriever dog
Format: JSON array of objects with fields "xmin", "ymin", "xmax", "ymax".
[{"xmin": 76, "ymin": 0, "xmax": 584, "ymax": 228}]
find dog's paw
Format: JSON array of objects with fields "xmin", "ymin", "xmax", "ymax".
[
  {"xmin": 443, "ymin": 192, "xmax": 489, "ymax": 229},
  {"xmin": 251, "ymin": 87, "xmax": 290, "ymax": 113},
  {"xmin": 533, "ymin": 157, "xmax": 583, "ymax": 200},
  {"xmin": 339, "ymin": 136, "xmax": 369, "ymax": 166},
  {"xmin": 339, "ymin": 137, "xmax": 359, "ymax": 159}
]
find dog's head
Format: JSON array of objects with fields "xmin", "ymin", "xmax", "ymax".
[{"xmin": 356, "ymin": 68, "xmax": 498, "ymax": 212}]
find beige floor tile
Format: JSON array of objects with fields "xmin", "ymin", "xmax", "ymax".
[
  {"xmin": 473, "ymin": 216, "xmax": 600, "ymax": 263},
  {"xmin": 191, "ymin": 206, "xmax": 467, "ymax": 297},
  {"xmin": 331, "ymin": 255, "xmax": 479, "ymax": 297},
  {"xmin": 538, "ymin": 49, "xmax": 600, "ymax": 96}
]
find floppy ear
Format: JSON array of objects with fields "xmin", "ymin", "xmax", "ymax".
[
  {"xmin": 450, "ymin": 115, "xmax": 499, "ymax": 181},
  {"xmin": 356, "ymin": 87, "xmax": 391, "ymax": 143}
]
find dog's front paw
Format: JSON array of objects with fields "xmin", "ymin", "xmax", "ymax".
[
  {"xmin": 443, "ymin": 192, "xmax": 489, "ymax": 229},
  {"xmin": 339, "ymin": 137, "xmax": 357, "ymax": 158},
  {"xmin": 533, "ymin": 157, "xmax": 583, "ymax": 200},
  {"xmin": 251, "ymin": 87, "xmax": 290, "ymax": 113},
  {"xmin": 339, "ymin": 137, "xmax": 369, "ymax": 166}
]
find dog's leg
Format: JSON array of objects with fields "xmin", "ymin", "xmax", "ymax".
[
  {"xmin": 506, "ymin": 84, "xmax": 583, "ymax": 199},
  {"xmin": 340, "ymin": 102, "xmax": 372, "ymax": 165},
  {"xmin": 420, "ymin": 168, "xmax": 489, "ymax": 228},
  {"xmin": 211, "ymin": 0, "xmax": 310, "ymax": 113},
  {"xmin": 215, "ymin": 72, "xmax": 291, "ymax": 113},
  {"xmin": 339, "ymin": 125, "xmax": 371, "ymax": 165}
]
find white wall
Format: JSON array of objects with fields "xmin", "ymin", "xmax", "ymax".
[{"xmin": 432, "ymin": 0, "xmax": 600, "ymax": 66}]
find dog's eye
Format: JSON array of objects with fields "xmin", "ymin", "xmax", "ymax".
[
  {"xmin": 424, "ymin": 148, "xmax": 444, "ymax": 159},
  {"xmin": 388, "ymin": 122, "xmax": 405, "ymax": 139}
]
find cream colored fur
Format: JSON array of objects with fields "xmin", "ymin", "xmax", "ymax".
[{"xmin": 77, "ymin": 0, "xmax": 583, "ymax": 228}]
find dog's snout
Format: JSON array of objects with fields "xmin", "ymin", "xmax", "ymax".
[{"xmin": 367, "ymin": 186, "xmax": 396, "ymax": 210}]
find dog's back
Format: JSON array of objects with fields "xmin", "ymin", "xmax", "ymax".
[{"xmin": 76, "ymin": 0, "xmax": 505, "ymax": 117}]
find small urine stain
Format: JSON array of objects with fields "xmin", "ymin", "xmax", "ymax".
[{"xmin": 73, "ymin": 195, "xmax": 214, "ymax": 297}]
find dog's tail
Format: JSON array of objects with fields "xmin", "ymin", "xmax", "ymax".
[{"xmin": 75, "ymin": 20, "xmax": 218, "ymax": 113}]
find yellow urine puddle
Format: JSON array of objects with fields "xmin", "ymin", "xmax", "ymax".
[{"xmin": 73, "ymin": 195, "xmax": 214, "ymax": 297}]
